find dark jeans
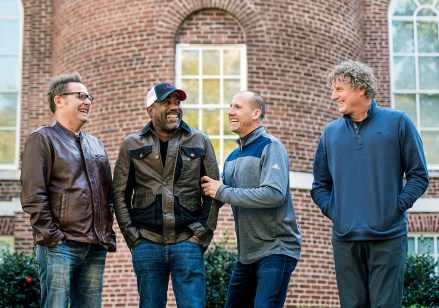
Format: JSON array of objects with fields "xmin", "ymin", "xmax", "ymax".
[
  {"xmin": 225, "ymin": 254, "xmax": 298, "ymax": 308},
  {"xmin": 132, "ymin": 239, "xmax": 205, "ymax": 308},
  {"xmin": 332, "ymin": 235, "xmax": 407, "ymax": 308},
  {"xmin": 35, "ymin": 240, "xmax": 107, "ymax": 308}
]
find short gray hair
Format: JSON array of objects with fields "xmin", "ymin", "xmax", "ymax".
[
  {"xmin": 239, "ymin": 91, "xmax": 266, "ymax": 119},
  {"xmin": 328, "ymin": 60, "xmax": 377, "ymax": 99},
  {"xmin": 46, "ymin": 72, "xmax": 83, "ymax": 113}
]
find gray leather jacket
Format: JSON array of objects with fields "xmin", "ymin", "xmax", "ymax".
[
  {"xmin": 20, "ymin": 122, "xmax": 116, "ymax": 251},
  {"xmin": 112, "ymin": 121, "xmax": 220, "ymax": 251}
]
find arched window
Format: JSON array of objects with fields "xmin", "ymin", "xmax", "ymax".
[
  {"xmin": 389, "ymin": 0, "xmax": 439, "ymax": 169},
  {"xmin": 176, "ymin": 44, "xmax": 247, "ymax": 166},
  {"xmin": 0, "ymin": 0, "xmax": 21, "ymax": 169}
]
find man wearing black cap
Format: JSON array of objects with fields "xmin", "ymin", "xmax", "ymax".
[{"xmin": 112, "ymin": 82, "xmax": 220, "ymax": 308}]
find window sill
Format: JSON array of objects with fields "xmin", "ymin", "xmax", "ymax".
[{"xmin": 0, "ymin": 170, "xmax": 20, "ymax": 181}]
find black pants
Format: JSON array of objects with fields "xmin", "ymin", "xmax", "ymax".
[{"xmin": 332, "ymin": 235, "xmax": 407, "ymax": 308}]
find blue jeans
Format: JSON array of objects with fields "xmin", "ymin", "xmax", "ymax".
[
  {"xmin": 225, "ymin": 254, "xmax": 298, "ymax": 308},
  {"xmin": 35, "ymin": 240, "xmax": 107, "ymax": 308},
  {"xmin": 132, "ymin": 239, "xmax": 205, "ymax": 308}
]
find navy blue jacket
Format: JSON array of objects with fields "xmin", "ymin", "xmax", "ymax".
[{"xmin": 311, "ymin": 100, "xmax": 429, "ymax": 241}]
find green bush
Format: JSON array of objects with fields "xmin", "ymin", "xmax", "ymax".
[
  {"xmin": 204, "ymin": 238, "xmax": 237, "ymax": 308},
  {"xmin": 0, "ymin": 251, "xmax": 40, "ymax": 308},
  {"xmin": 403, "ymin": 253, "xmax": 439, "ymax": 307}
]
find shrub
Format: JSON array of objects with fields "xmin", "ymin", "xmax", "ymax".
[
  {"xmin": 0, "ymin": 251, "xmax": 40, "ymax": 308},
  {"xmin": 205, "ymin": 237, "xmax": 237, "ymax": 308},
  {"xmin": 403, "ymin": 253, "xmax": 439, "ymax": 307}
]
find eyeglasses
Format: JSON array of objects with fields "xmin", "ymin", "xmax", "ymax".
[{"xmin": 61, "ymin": 92, "xmax": 94, "ymax": 103}]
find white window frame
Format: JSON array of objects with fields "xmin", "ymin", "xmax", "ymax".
[
  {"xmin": 388, "ymin": 0, "xmax": 439, "ymax": 170},
  {"xmin": 0, "ymin": 0, "xmax": 23, "ymax": 171},
  {"xmin": 408, "ymin": 232, "xmax": 439, "ymax": 263},
  {"xmin": 175, "ymin": 44, "xmax": 247, "ymax": 166}
]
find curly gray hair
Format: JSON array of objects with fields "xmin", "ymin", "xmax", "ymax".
[
  {"xmin": 328, "ymin": 60, "xmax": 377, "ymax": 99},
  {"xmin": 46, "ymin": 72, "xmax": 83, "ymax": 113}
]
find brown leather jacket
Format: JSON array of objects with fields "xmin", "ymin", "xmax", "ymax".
[
  {"xmin": 20, "ymin": 122, "xmax": 116, "ymax": 251},
  {"xmin": 112, "ymin": 121, "xmax": 220, "ymax": 251}
]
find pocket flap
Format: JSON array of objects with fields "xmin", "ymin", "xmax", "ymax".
[
  {"xmin": 180, "ymin": 146, "xmax": 205, "ymax": 158},
  {"xmin": 129, "ymin": 146, "xmax": 152, "ymax": 159}
]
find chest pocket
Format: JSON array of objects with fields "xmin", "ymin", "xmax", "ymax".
[
  {"xmin": 179, "ymin": 146, "xmax": 205, "ymax": 175},
  {"xmin": 129, "ymin": 146, "xmax": 152, "ymax": 159}
]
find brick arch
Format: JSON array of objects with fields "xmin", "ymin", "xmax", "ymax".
[
  {"xmin": 155, "ymin": 0, "xmax": 265, "ymax": 44},
  {"xmin": 176, "ymin": 9, "xmax": 246, "ymax": 45}
]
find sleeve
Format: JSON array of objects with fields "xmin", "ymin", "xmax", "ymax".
[
  {"xmin": 310, "ymin": 129, "xmax": 333, "ymax": 219},
  {"xmin": 188, "ymin": 136, "xmax": 220, "ymax": 251},
  {"xmin": 398, "ymin": 113, "xmax": 429, "ymax": 211},
  {"xmin": 112, "ymin": 139, "xmax": 140, "ymax": 250},
  {"xmin": 20, "ymin": 132, "xmax": 65, "ymax": 247},
  {"xmin": 216, "ymin": 140, "xmax": 289, "ymax": 209}
]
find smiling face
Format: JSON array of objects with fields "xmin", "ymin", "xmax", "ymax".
[
  {"xmin": 147, "ymin": 92, "xmax": 182, "ymax": 137},
  {"xmin": 228, "ymin": 91, "xmax": 262, "ymax": 138},
  {"xmin": 54, "ymin": 82, "xmax": 92, "ymax": 133},
  {"xmin": 331, "ymin": 78, "xmax": 370, "ymax": 122}
]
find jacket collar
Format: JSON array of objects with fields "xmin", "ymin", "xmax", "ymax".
[
  {"xmin": 237, "ymin": 126, "xmax": 265, "ymax": 149},
  {"xmin": 53, "ymin": 121, "xmax": 83, "ymax": 139},
  {"xmin": 343, "ymin": 99, "xmax": 378, "ymax": 122},
  {"xmin": 139, "ymin": 120, "xmax": 191, "ymax": 136}
]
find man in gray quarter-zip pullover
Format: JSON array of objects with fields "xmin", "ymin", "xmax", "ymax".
[{"xmin": 201, "ymin": 91, "xmax": 302, "ymax": 308}]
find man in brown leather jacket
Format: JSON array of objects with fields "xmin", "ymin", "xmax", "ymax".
[
  {"xmin": 112, "ymin": 82, "xmax": 220, "ymax": 308},
  {"xmin": 20, "ymin": 72, "xmax": 116, "ymax": 308}
]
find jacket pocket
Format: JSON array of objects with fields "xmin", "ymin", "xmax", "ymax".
[
  {"xmin": 179, "ymin": 146, "xmax": 205, "ymax": 174},
  {"xmin": 129, "ymin": 146, "xmax": 152, "ymax": 159},
  {"xmin": 133, "ymin": 190, "xmax": 156, "ymax": 209}
]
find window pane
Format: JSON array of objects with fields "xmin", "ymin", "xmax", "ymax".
[
  {"xmin": 224, "ymin": 139, "xmax": 237, "ymax": 159},
  {"xmin": 0, "ymin": 93, "xmax": 17, "ymax": 126},
  {"xmin": 0, "ymin": 237, "xmax": 14, "ymax": 255},
  {"xmin": 418, "ymin": 237, "xmax": 434, "ymax": 254},
  {"xmin": 419, "ymin": 57, "xmax": 439, "ymax": 90},
  {"xmin": 422, "ymin": 131, "xmax": 439, "ymax": 165},
  {"xmin": 223, "ymin": 109, "xmax": 233, "ymax": 135},
  {"xmin": 0, "ymin": 20, "xmax": 19, "ymax": 54},
  {"xmin": 224, "ymin": 49, "xmax": 240, "ymax": 75},
  {"xmin": 0, "ymin": 0, "xmax": 19, "ymax": 16},
  {"xmin": 181, "ymin": 79, "xmax": 199, "ymax": 104},
  {"xmin": 417, "ymin": 7, "xmax": 436, "ymax": 16},
  {"xmin": 224, "ymin": 79, "xmax": 240, "ymax": 104},
  {"xmin": 202, "ymin": 79, "xmax": 220, "ymax": 104},
  {"xmin": 393, "ymin": 56, "xmax": 415, "ymax": 90},
  {"xmin": 203, "ymin": 109, "xmax": 220, "ymax": 135},
  {"xmin": 0, "ymin": 57, "xmax": 18, "ymax": 90},
  {"xmin": 395, "ymin": 94, "xmax": 417, "ymax": 123},
  {"xmin": 182, "ymin": 50, "xmax": 198, "ymax": 75},
  {"xmin": 210, "ymin": 138, "xmax": 220, "ymax": 163},
  {"xmin": 0, "ymin": 130, "xmax": 16, "ymax": 164},
  {"xmin": 183, "ymin": 109, "xmax": 199, "ymax": 129},
  {"xmin": 392, "ymin": 21, "xmax": 414, "ymax": 53},
  {"xmin": 202, "ymin": 50, "xmax": 220, "ymax": 75},
  {"xmin": 407, "ymin": 237, "xmax": 415, "ymax": 254},
  {"xmin": 391, "ymin": 0, "xmax": 417, "ymax": 16},
  {"xmin": 417, "ymin": 21, "xmax": 439, "ymax": 53},
  {"xmin": 420, "ymin": 94, "xmax": 439, "ymax": 127}
]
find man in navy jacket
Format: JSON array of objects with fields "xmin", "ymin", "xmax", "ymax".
[{"xmin": 311, "ymin": 60, "xmax": 429, "ymax": 307}]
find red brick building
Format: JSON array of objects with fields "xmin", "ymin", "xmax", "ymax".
[{"xmin": 1, "ymin": 0, "xmax": 438, "ymax": 307}]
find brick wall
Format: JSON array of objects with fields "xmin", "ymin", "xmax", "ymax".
[
  {"xmin": 0, "ymin": 181, "xmax": 21, "ymax": 202},
  {"xmin": 0, "ymin": 0, "xmax": 437, "ymax": 307}
]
